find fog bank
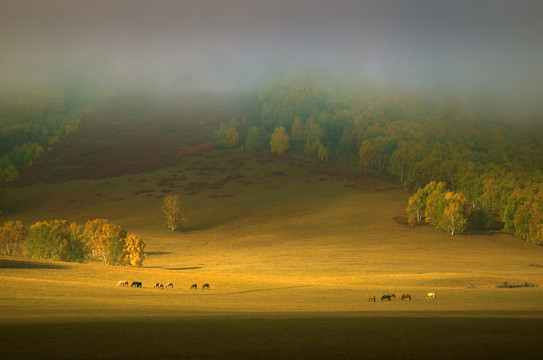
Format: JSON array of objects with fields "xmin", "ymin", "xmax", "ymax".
[{"xmin": 1, "ymin": 0, "xmax": 542, "ymax": 112}]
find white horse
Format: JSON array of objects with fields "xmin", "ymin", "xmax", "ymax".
[
  {"xmin": 117, "ymin": 280, "xmax": 128, "ymax": 287},
  {"xmin": 426, "ymin": 292, "xmax": 436, "ymax": 299}
]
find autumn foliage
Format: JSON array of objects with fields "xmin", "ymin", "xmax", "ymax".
[
  {"xmin": 83, "ymin": 219, "xmax": 146, "ymax": 266},
  {"xmin": 162, "ymin": 195, "xmax": 186, "ymax": 231},
  {"xmin": 269, "ymin": 126, "xmax": 290, "ymax": 155},
  {"xmin": 6, "ymin": 218, "xmax": 146, "ymax": 266},
  {"xmin": 406, "ymin": 182, "xmax": 472, "ymax": 235},
  {"xmin": 215, "ymin": 77, "xmax": 543, "ymax": 243},
  {"xmin": 0, "ymin": 220, "xmax": 26, "ymax": 256}
]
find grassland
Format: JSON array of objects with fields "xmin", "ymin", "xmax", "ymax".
[
  {"xmin": 2, "ymin": 151, "xmax": 543, "ymax": 359},
  {"xmin": 1, "ymin": 103, "xmax": 543, "ymax": 358}
]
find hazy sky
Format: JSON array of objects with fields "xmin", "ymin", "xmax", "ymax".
[{"xmin": 1, "ymin": 0, "xmax": 542, "ymax": 109}]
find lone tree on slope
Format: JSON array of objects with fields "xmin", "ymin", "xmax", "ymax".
[{"xmin": 162, "ymin": 195, "xmax": 186, "ymax": 231}]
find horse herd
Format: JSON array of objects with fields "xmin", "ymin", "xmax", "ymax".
[
  {"xmin": 116, "ymin": 281, "xmax": 210, "ymax": 290},
  {"xmin": 369, "ymin": 293, "xmax": 436, "ymax": 301},
  {"xmin": 116, "ymin": 281, "xmax": 436, "ymax": 301}
]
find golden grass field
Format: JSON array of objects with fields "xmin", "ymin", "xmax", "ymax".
[{"xmin": 1, "ymin": 150, "xmax": 543, "ymax": 359}]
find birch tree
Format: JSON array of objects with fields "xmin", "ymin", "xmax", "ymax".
[
  {"xmin": 162, "ymin": 195, "xmax": 186, "ymax": 231},
  {"xmin": 0, "ymin": 220, "xmax": 26, "ymax": 256},
  {"xmin": 441, "ymin": 192, "xmax": 471, "ymax": 235}
]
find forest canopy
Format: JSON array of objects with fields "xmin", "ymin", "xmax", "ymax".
[{"xmin": 217, "ymin": 76, "xmax": 543, "ymax": 243}]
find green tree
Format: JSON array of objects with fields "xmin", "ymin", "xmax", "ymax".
[
  {"xmin": 305, "ymin": 118, "xmax": 323, "ymax": 144},
  {"xmin": 439, "ymin": 159, "xmax": 462, "ymax": 191},
  {"xmin": 409, "ymin": 156, "xmax": 441, "ymax": 188},
  {"xmin": 214, "ymin": 123, "xmax": 240, "ymax": 148},
  {"xmin": 290, "ymin": 116, "xmax": 304, "ymax": 141},
  {"xmin": 0, "ymin": 156, "xmax": 18, "ymax": 183},
  {"xmin": 304, "ymin": 140, "xmax": 319, "ymax": 157},
  {"xmin": 502, "ymin": 188, "xmax": 528, "ymax": 234},
  {"xmin": 10, "ymin": 142, "xmax": 45, "ymax": 166},
  {"xmin": 389, "ymin": 142, "xmax": 423, "ymax": 183},
  {"xmin": 269, "ymin": 126, "xmax": 290, "ymax": 155},
  {"xmin": 359, "ymin": 136, "xmax": 394, "ymax": 173},
  {"xmin": 514, "ymin": 199, "xmax": 543, "ymax": 244},
  {"xmin": 245, "ymin": 126, "xmax": 263, "ymax": 153},
  {"xmin": 26, "ymin": 220, "xmax": 87, "ymax": 262}
]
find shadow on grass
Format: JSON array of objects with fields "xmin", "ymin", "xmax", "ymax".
[
  {"xmin": 146, "ymin": 251, "xmax": 172, "ymax": 256},
  {"xmin": 169, "ymin": 266, "xmax": 203, "ymax": 271},
  {"xmin": 144, "ymin": 266, "xmax": 203, "ymax": 271},
  {"xmin": 218, "ymin": 285, "xmax": 313, "ymax": 296},
  {"xmin": 181, "ymin": 221, "xmax": 224, "ymax": 232},
  {"xmin": 0, "ymin": 259, "xmax": 70, "ymax": 270}
]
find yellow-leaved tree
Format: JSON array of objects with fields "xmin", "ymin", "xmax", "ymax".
[
  {"xmin": 162, "ymin": 195, "xmax": 186, "ymax": 231},
  {"xmin": 83, "ymin": 219, "xmax": 145, "ymax": 266},
  {"xmin": 0, "ymin": 220, "xmax": 26, "ymax": 256},
  {"xmin": 83, "ymin": 218, "xmax": 109, "ymax": 259},
  {"xmin": 124, "ymin": 233, "xmax": 146, "ymax": 266},
  {"xmin": 269, "ymin": 126, "xmax": 290, "ymax": 155},
  {"xmin": 441, "ymin": 192, "xmax": 471, "ymax": 235}
]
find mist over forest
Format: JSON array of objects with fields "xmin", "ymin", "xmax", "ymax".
[{"xmin": 1, "ymin": 0, "xmax": 543, "ymax": 115}]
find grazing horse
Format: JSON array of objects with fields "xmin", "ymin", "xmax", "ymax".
[
  {"xmin": 202, "ymin": 283, "xmax": 210, "ymax": 289},
  {"xmin": 154, "ymin": 283, "xmax": 164, "ymax": 289},
  {"xmin": 388, "ymin": 294, "xmax": 396, "ymax": 300},
  {"xmin": 131, "ymin": 281, "xmax": 142, "ymax": 288},
  {"xmin": 190, "ymin": 283, "xmax": 197, "ymax": 290},
  {"xmin": 401, "ymin": 294, "xmax": 411, "ymax": 300},
  {"xmin": 166, "ymin": 282, "xmax": 174, "ymax": 288},
  {"xmin": 381, "ymin": 295, "xmax": 391, "ymax": 301},
  {"xmin": 369, "ymin": 295, "xmax": 376, "ymax": 302},
  {"xmin": 426, "ymin": 292, "xmax": 436, "ymax": 299},
  {"xmin": 117, "ymin": 280, "xmax": 128, "ymax": 287}
]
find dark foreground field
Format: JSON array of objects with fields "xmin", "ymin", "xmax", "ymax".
[{"xmin": 1, "ymin": 313, "xmax": 543, "ymax": 360}]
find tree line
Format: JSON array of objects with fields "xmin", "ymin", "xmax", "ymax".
[
  {"xmin": 0, "ymin": 219, "xmax": 145, "ymax": 266},
  {"xmin": 0, "ymin": 86, "xmax": 113, "ymax": 185},
  {"xmin": 0, "ymin": 195, "xmax": 185, "ymax": 264},
  {"xmin": 214, "ymin": 76, "xmax": 543, "ymax": 243}
]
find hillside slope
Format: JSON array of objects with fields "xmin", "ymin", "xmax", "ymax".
[{"xmin": 14, "ymin": 92, "xmax": 234, "ymax": 185}]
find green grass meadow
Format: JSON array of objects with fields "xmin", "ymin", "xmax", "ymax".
[{"xmin": 1, "ymin": 151, "xmax": 543, "ymax": 359}]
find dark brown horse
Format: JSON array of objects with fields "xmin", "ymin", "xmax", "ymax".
[
  {"xmin": 381, "ymin": 295, "xmax": 391, "ymax": 301},
  {"xmin": 190, "ymin": 284, "xmax": 197, "ymax": 290},
  {"xmin": 202, "ymin": 283, "xmax": 210, "ymax": 289},
  {"xmin": 401, "ymin": 294, "xmax": 411, "ymax": 300}
]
